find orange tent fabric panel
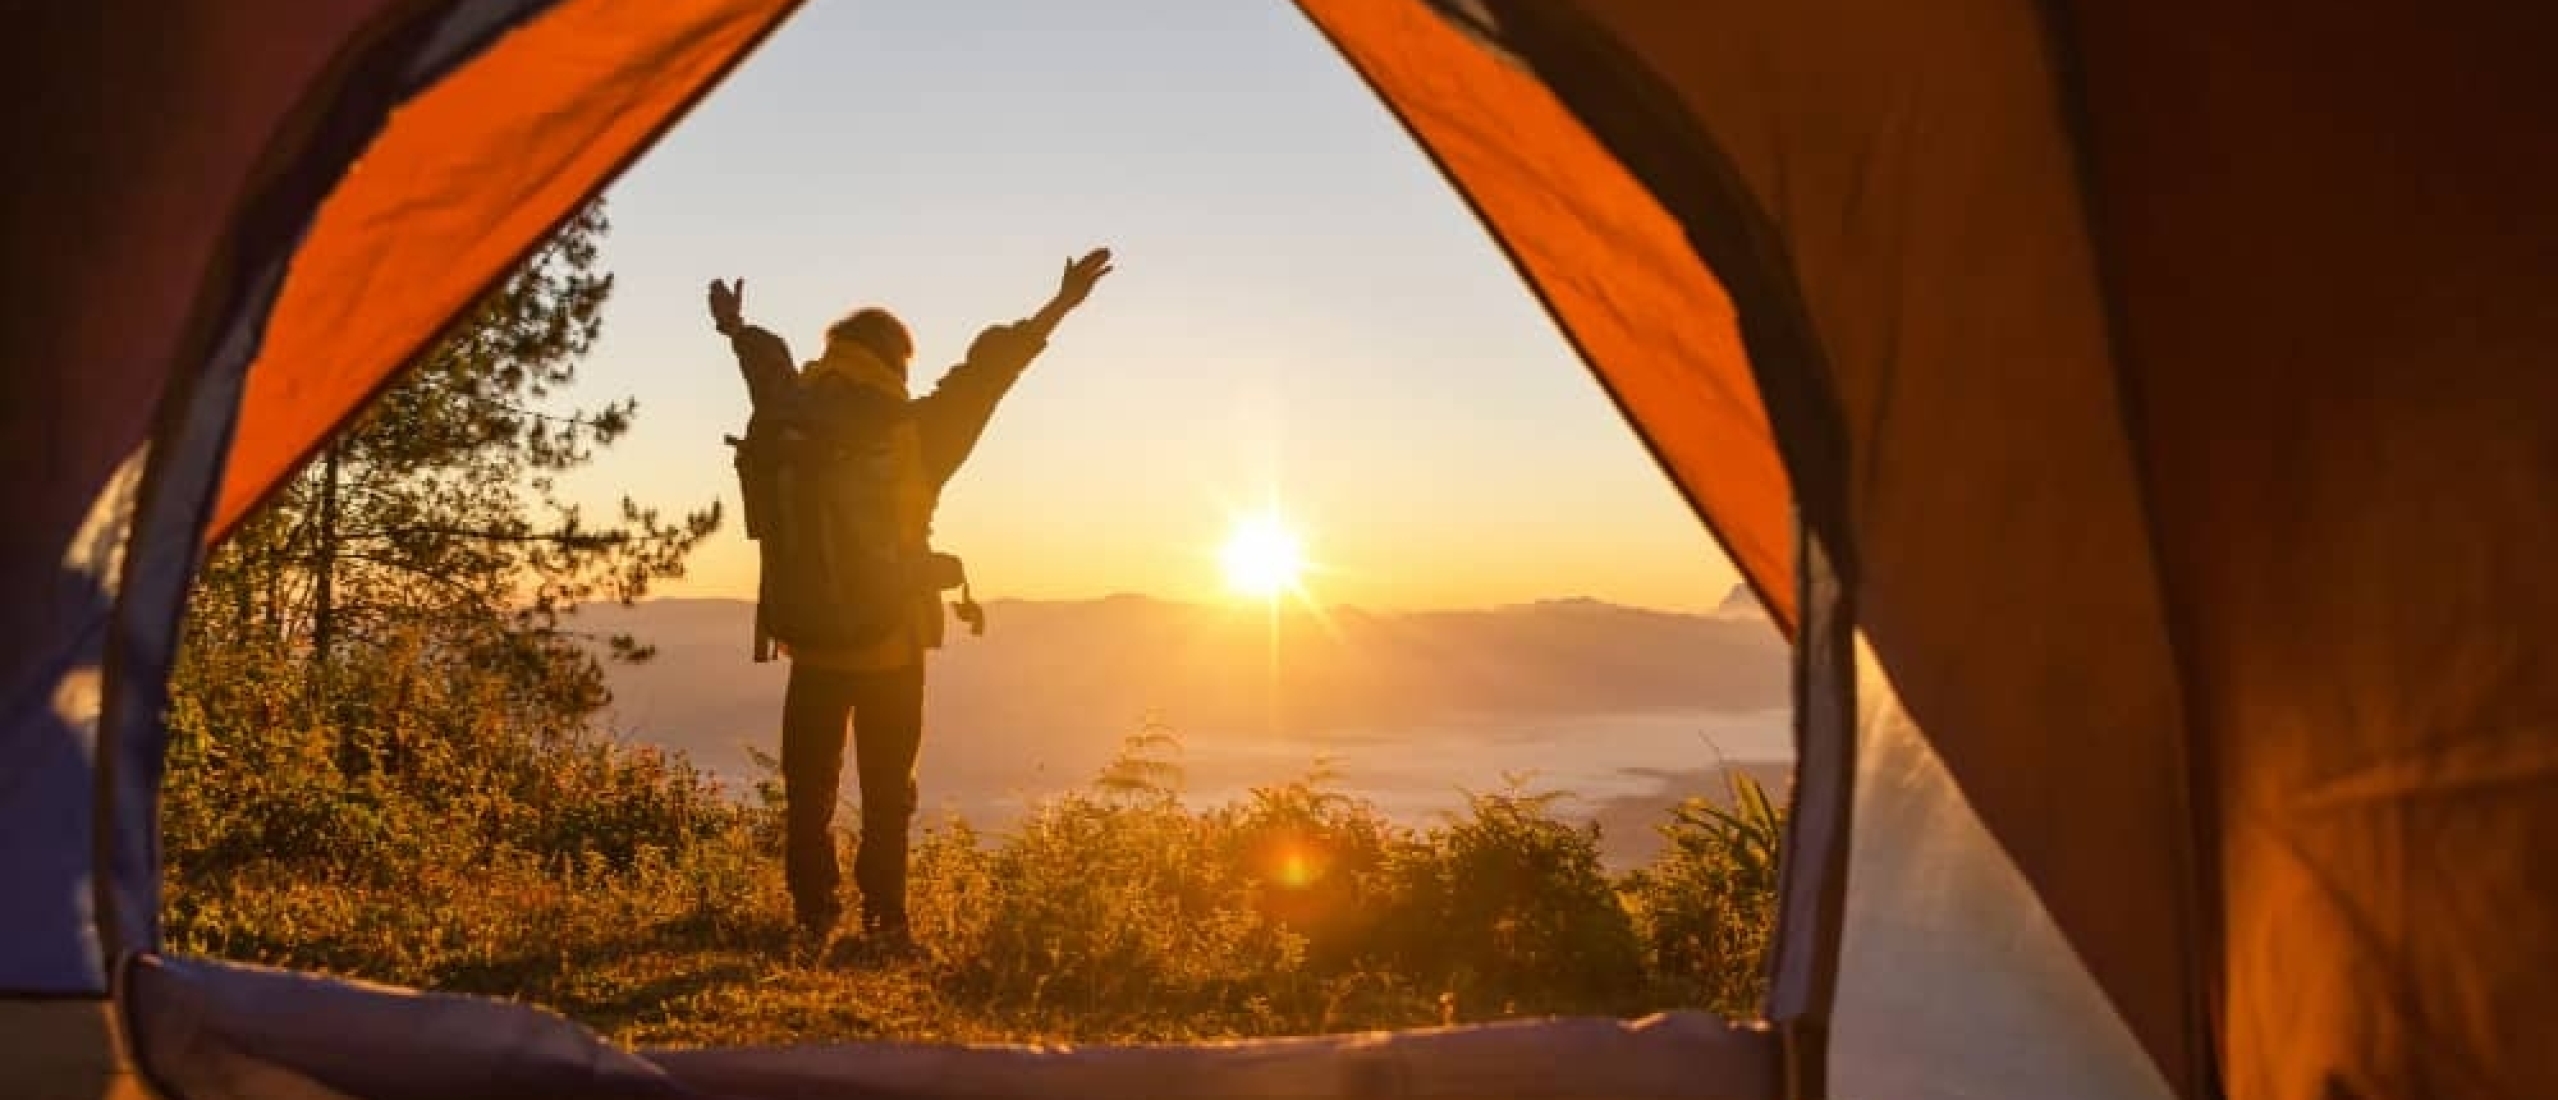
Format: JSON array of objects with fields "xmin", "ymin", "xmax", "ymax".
[
  {"xmin": 2067, "ymin": 2, "xmax": 2558, "ymax": 1096},
  {"xmin": 210, "ymin": 0, "xmax": 801, "ymax": 541},
  {"xmin": 1521, "ymin": 3, "xmax": 2207, "ymax": 1094},
  {"xmin": 1294, "ymin": 0, "xmax": 1796, "ymax": 633}
]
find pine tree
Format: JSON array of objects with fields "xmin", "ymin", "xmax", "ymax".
[{"xmin": 186, "ymin": 201, "xmax": 718, "ymax": 772}]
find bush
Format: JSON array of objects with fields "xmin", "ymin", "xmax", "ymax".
[
  {"xmin": 161, "ymin": 621, "xmax": 775, "ymax": 988},
  {"xmin": 1209, "ymin": 767, "xmax": 1399, "ymax": 977},
  {"xmin": 927, "ymin": 792, "xmax": 1310, "ymax": 1036},
  {"xmin": 1623, "ymin": 772, "xmax": 1786, "ymax": 1017},
  {"xmin": 162, "ymin": 643, "xmax": 1785, "ymax": 1044},
  {"xmin": 1374, "ymin": 785, "xmax": 1648, "ymax": 1018}
]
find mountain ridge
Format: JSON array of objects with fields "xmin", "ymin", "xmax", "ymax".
[{"xmin": 572, "ymin": 587, "xmax": 1788, "ymax": 865}]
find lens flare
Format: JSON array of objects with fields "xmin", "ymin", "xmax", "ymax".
[{"xmin": 1276, "ymin": 848, "xmax": 1314, "ymax": 889}]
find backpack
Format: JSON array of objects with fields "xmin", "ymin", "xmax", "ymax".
[{"xmin": 731, "ymin": 379, "xmax": 979, "ymax": 661}]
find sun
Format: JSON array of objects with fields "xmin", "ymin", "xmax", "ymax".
[{"xmin": 1220, "ymin": 511, "xmax": 1305, "ymax": 600}]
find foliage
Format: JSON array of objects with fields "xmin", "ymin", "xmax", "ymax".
[
  {"xmin": 1089, "ymin": 714, "xmax": 1186, "ymax": 806},
  {"xmin": 187, "ymin": 200, "xmax": 719, "ymax": 776},
  {"xmin": 163, "ymin": 679, "xmax": 1788, "ymax": 1044},
  {"xmin": 1622, "ymin": 771, "xmax": 1787, "ymax": 1016},
  {"xmin": 1370, "ymin": 780, "xmax": 1648, "ymax": 1017},
  {"xmin": 162, "ymin": 635, "xmax": 760, "ymax": 988}
]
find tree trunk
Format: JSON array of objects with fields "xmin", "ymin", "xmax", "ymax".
[
  {"xmin": 230, "ymin": 554, "xmax": 253, "ymax": 646},
  {"xmin": 309, "ymin": 441, "xmax": 359, "ymax": 776},
  {"xmin": 311, "ymin": 442, "xmax": 342, "ymax": 669}
]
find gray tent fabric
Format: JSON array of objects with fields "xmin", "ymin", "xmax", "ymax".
[
  {"xmin": 652, "ymin": 1013, "xmax": 1773, "ymax": 1099},
  {"xmin": 123, "ymin": 955, "xmax": 702, "ymax": 1100},
  {"xmin": 124, "ymin": 954, "xmax": 1774, "ymax": 1100}
]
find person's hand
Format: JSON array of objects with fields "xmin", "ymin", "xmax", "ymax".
[
  {"xmin": 707, "ymin": 277, "xmax": 746, "ymax": 335},
  {"xmin": 1052, "ymin": 249, "xmax": 1114, "ymax": 312}
]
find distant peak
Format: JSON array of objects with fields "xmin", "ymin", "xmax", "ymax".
[{"xmin": 1715, "ymin": 584, "xmax": 1765, "ymax": 618}]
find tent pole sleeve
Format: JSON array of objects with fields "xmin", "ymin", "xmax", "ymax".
[{"xmin": 1766, "ymin": 519, "xmax": 1855, "ymax": 1100}]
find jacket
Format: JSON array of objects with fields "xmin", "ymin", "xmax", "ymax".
[{"xmin": 730, "ymin": 320, "xmax": 1047, "ymax": 669}]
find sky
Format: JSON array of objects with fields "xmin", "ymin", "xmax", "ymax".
[{"xmin": 559, "ymin": 0, "xmax": 1742, "ymax": 613}]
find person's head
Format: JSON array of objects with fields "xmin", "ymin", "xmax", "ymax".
[{"xmin": 826, "ymin": 308, "xmax": 914, "ymax": 378}]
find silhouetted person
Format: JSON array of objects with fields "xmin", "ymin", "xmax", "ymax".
[{"xmin": 709, "ymin": 249, "xmax": 1113, "ymax": 945}]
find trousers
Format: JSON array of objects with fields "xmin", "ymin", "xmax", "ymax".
[{"xmin": 780, "ymin": 660, "xmax": 924, "ymax": 934}]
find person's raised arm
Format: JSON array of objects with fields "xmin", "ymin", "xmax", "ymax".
[
  {"xmin": 1025, "ymin": 248, "xmax": 1114, "ymax": 340},
  {"xmin": 911, "ymin": 248, "xmax": 1115, "ymax": 485},
  {"xmin": 928, "ymin": 247, "xmax": 1115, "ymax": 391},
  {"xmin": 708, "ymin": 277, "xmax": 796, "ymax": 411}
]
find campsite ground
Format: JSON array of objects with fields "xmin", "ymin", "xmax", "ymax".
[{"xmin": 162, "ymin": 694, "xmax": 1785, "ymax": 1045}]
